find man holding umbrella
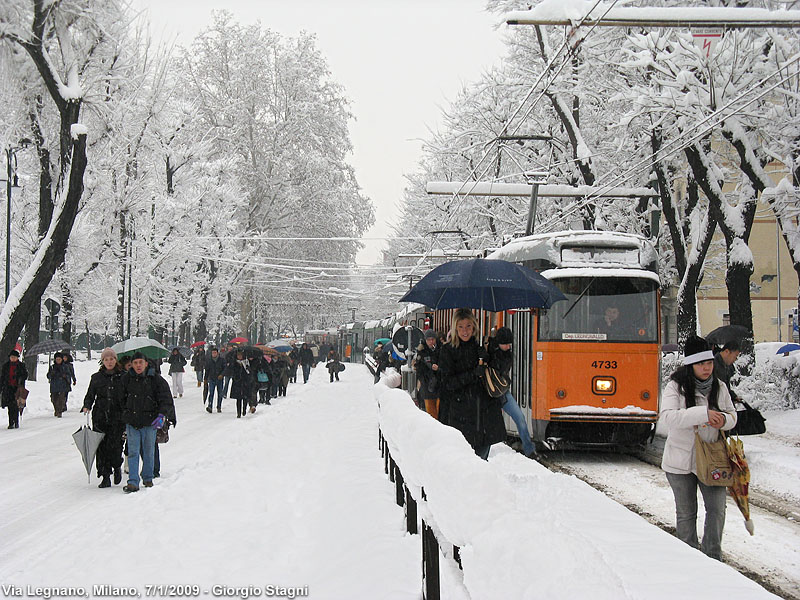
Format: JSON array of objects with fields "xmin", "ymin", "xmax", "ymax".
[{"xmin": 120, "ymin": 352, "xmax": 175, "ymax": 493}]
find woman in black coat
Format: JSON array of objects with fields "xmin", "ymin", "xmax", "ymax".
[
  {"xmin": 81, "ymin": 348, "xmax": 125, "ymax": 488},
  {"xmin": 1, "ymin": 350, "xmax": 28, "ymax": 429},
  {"xmin": 226, "ymin": 350, "xmax": 255, "ymax": 418},
  {"xmin": 437, "ymin": 308, "xmax": 505, "ymax": 460}
]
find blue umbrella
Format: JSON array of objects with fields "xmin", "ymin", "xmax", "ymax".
[
  {"xmin": 776, "ymin": 343, "xmax": 800, "ymax": 354},
  {"xmin": 399, "ymin": 258, "xmax": 566, "ymax": 311},
  {"xmin": 266, "ymin": 340, "xmax": 292, "ymax": 353}
]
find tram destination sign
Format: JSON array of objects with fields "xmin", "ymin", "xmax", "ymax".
[{"xmin": 563, "ymin": 333, "xmax": 607, "ymax": 341}]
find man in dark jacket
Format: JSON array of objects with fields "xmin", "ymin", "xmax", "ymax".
[
  {"xmin": 1, "ymin": 350, "xmax": 28, "ymax": 429},
  {"xmin": 414, "ymin": 330, "xmax": 440, "ymax": 418},
  {"xmin": 713, "ymin": 340, "xmax": 741, "ymax": 402},
  {"xmin": 299, "ymin": 343, "xmax": 314, "ymax": 384},
  {"xmin": 204, "ymin": 346, "xmax": 227, "ymax": 413},
  {"xmin": 191, "ymin": 346, "xmax": 206, "ymax": 388},
  {"xmin": 488, "ymin": 327, "xmax": 536, "ymax": 458},
  {"xmin": 120, "ymin": 352, "xmax": 175, "ymax": 493}
]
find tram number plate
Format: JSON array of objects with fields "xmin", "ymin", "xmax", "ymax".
[{"xmin": 591, "ymin": 360, "xmax": 617, "ymax": 369}]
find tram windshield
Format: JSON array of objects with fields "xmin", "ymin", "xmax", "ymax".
[{"xmin": 538, "ymin": 276, "xmax": 658, "ymax": 343}]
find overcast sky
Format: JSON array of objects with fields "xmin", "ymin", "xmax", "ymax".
[{"xmin": 131, "ymin": 0, "xmax": 507, "ymax": 264}]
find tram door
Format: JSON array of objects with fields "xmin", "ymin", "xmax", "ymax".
[{"xmin": 508, "ymin": 310, "xmax": 536, "ymax": 442}]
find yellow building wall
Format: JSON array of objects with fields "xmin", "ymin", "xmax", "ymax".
[{"xmin": 696, "ymin": 164, "xmax": 799, "ymax": 343}]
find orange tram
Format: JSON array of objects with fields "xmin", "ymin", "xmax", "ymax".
[{"xmin": 433, "ymin": 231, "xmax": 661, "ymax": 450}]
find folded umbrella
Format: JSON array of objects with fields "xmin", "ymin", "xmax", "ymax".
[
  {"xmin": 725, "ymin": 434, "xmax": 754, "ymax": 535},
  {"xmin": 73, "ymin": 414, "xmax": 105, "ymax": 484}
]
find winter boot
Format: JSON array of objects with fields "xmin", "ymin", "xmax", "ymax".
[
  {"xmin": 123, "ymin": 484, "xmax": 139, "ymax": 493},
  {"xmin": 113, "ymin": 467, "xmax": 122, "ymax": 485},
  {"xmin": 206, "ymin": 406, "xmax": 212, "ymax": 414},
  {"xmin": 98, "ymin": 475, "xmax": 111, "ymax": 488}
]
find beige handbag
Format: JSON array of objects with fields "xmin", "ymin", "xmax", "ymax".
[{"xmin": 695, "ymin": 431, "xmax": 734, "ymax": 487}]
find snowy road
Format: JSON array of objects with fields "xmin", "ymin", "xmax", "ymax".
[{"xmin": 0, "ymin": 362, "xmax": 419, "ymax": 599}]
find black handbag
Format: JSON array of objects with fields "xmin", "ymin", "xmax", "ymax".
[{"xmin": 729, "ymin": 400, "xmax": 766, "ymax": 436}]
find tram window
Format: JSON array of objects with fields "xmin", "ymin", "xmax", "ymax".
[{"xmin": 538, "ymin": 277, "xmax": 658, "ymax": 343}]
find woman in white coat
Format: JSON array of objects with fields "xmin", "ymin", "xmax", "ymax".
[{"xmin": 660, "ymin": 335, "xmax": 737, "ymax": 560}]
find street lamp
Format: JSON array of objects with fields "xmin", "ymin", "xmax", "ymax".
[{"xmin": 5, "ymin": 139, "xmax": 31, "ymax": 302}]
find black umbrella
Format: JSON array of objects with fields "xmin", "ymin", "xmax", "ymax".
[
  {"xmin": 706, "ymin": 325, "xmax": 750, "ymax": 347},
  {"xmin": 399, "ymin": 258, "xmax": 566, "ymax": 311},
  {"xmin": 25, "ymin": 339, "xmax": 76, "ymax": 357},
  {"xmin": 227, "ymin": 346, "xmax": 263, "ymax": 360},
  {"xmin": 392, "ymin": 326, "xmax": 424, "ymax": 355}
]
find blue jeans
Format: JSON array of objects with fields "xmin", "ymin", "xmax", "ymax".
[
  {"xmin": 195, "ymin": 369, "xmax": 204, "ymax": 383},
  {"xmin": 126, "ymin": 425, "xmax": 157, "ymax": 488},
  {"xmin": 302, "ymin": 364, "xmax": 311, "ymax": 383},
  {"xmin": 502, "ymin": 391, "xmax": 536, "ymax": 456},
  {"xmin": 207, "ymin": 379, "xmax": 224, "ymax": 409},
  {"xmin": 665, "ymin": 472, "xmax": 727, "ymax": 560}
]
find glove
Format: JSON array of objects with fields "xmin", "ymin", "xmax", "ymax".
[{"xmin": 151, "ymin": 414, "xmax": 166, "ymax": 429}]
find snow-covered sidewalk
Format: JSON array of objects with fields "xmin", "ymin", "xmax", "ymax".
[{"xmin": 0, "ymin": 361, "xmax": 419, "ymax": 599}]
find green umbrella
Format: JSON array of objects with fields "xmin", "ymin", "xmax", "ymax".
[{"xmin": 111, "ymin": 337, "xmax": 169, "ymax": 360}]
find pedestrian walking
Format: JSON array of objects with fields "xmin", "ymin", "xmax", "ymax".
[
  {"xmin": 326, "ymin": 349, "xmax": 341, "ymax": 382},
  {"xmin": 204, "ymin": 346, "xmax": 226, "ymax": 413},
  {"xmin": 227, "ymin": 350, "xmax": 256, "ymax": 418},
  {"xmin": 288, "ymin": 344, "xmax": 299, "ymax": 384},
  {"xmin": 167, "ymin": 348, "xmax": 187, "ymax": 398},
  {"xmin": 61, "ymin": 351, "xmax": 77, "ymax": 411},
  {"xmin": 437, "ymin": 308, "xmax": 505, "ymax": 460},
  {"xmin": 660, "ymin": 335, "xmax": 737, "ymax": 560},
  {"xmin": 191, "ymin": 346, "xmax": 206, "ymax": 388},
  {"xmin": 1, "ymin": 350, "xmax": 28, "ymax": 429},
  {"xmin": 414, "ymin": 329, "xmax": 440, "ymax": 419},
  {"xmin": 299, "ymin": 343, "xmax": 314, "ymax": 384},
  {"xmin": 120, "ymin": 352, "xmax": 175, "ymax": 493},
  {"xmin": 488, "ymin": 326, "xmax": 537, "ymax": 458},
  {"xmin": 47, "ymin": 352, "xmax": 71, "ymax": 418},
  {"xmin": 256, "ymin": 353, "xmax": 272, "ymax": 405},
  {"xmin": 81, "ymin": 348, "xmax": 125, "ymax": 488},
  {"xmin": 275, "ymin": 354, "xmax": 290, "ymax": 396}
]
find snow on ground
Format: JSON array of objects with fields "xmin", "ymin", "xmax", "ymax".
[
  {"xmin": 0, "ymin": 357, "xmax": 792, "ymax": 599},
  {"xmin": 1, "ymin": 359, "xmax": 419, "ymax": 599}
]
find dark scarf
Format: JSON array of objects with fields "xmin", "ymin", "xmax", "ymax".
[{"xmin": 694, "ymin": 375, "xmax": 713, "ymax": 398}]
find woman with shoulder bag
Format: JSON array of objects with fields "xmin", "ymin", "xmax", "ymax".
[
  {"xmin": 437, "ymin": 308, "xmax": 505, "ymax": 460},
  {"xmin": 659, "ymin": 335, "xmax": 737, "ymax": 560}
]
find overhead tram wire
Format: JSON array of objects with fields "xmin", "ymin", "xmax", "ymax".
[
  {"xmin": 532, "ymin": 54, "xmax": 800, "ymax": 233},
  {"xmin": 433, "ymin": 0, "xmax": 624, "ymax": 240}
]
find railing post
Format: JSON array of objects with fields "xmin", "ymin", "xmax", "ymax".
[
  {"xmin": 389, "ymin": 455, "xmax": 396, "ymax": 483},
  {"xmin": 405, "ymin": 485, "xmax": 417, "ymax": 535},
  {"xmin": 384, "ymin": 446, "xmax": 389, "ymax": 475},
  {"xmin": 422, "ymin": 519, "xmax": 440, "ymax": 600},
  {"xmin": 395, "ymin": 467, "xmax": 405, "ymax": 507}
]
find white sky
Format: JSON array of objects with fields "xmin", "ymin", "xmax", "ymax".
[{"xmin": 131, "ymin": 0, "xmax": 507, "ymax": 265}]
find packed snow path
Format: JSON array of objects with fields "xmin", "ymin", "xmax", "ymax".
[{"xmin": 0, "ymin": 363, "xmax": 419, "ymax": 598}]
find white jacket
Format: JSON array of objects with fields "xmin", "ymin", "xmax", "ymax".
[{"xmin": 659, "ymin": 379, "xmax": 737, "ymax": 475}]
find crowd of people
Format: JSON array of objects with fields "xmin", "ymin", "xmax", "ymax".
[{"xmin": 1, "ymin": 320, "xmax": 744, "ymax": 559}]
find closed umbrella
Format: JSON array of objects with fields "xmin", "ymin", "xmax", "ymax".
[
  {"xmin": 111, "ymin": 337, "xmax": 169, "ymax": 360},
  {"xmin": 399, "ymin": 258, "xmax": 566, "ymax": 311},
  {"xmin": 72, "ymin": 414, "xmax": 105, "ymax": 484},
  {"xmin": 25, "ymin": 339, "xmax": 76, "ymax": 357},
  {"xmin": 725, "ymin": 434, "xmax": 754, "ymax": 535}
]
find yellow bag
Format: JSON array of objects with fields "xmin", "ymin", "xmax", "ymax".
[{"xmin": 695, "ymin": 432, "xmax": 734, "ymax": 487}]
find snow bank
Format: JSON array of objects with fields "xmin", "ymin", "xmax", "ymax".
[{"xmin": 375, "ymin": 384, "xmax": 778, "ymax": 599}]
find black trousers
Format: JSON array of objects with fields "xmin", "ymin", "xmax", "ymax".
[{"xmin": 95, "ymin": 421, "xmax": 124, "ymax": 477}]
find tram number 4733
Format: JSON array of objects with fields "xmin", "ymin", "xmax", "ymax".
[{"xmin": 591, "ymin": 360, "xmax": 617, "ymax": 369}]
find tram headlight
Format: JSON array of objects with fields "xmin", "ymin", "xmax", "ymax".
[
  {"xmin": 592, "ymin": 376, "xmax": 616, "ymax": 395},
  {"xmin": 641, "ymin": 390, "xmax": 651, "ymax": 401}
]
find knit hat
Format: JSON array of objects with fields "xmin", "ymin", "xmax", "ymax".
[
  {"xmin": 683, "ymin": 335, "xmax": 714, "ymax": 365},
  {"xmin": 100, "ymin": 347, "xmax": 117, "ymax": 361},
  {"xmin": 495, "ymin": 327, "xmax": 513, "ymax": 345},
  {"xmin": 9, "ymin": 349, "xmax": 20, "ymax": 357},
  {"xmin": 132, "ymin": 351, "xmax": 146, "ymax": 361},
  {"xmin": 424, "ymin": 329, "xmax": 437, "ymax": 340}
]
